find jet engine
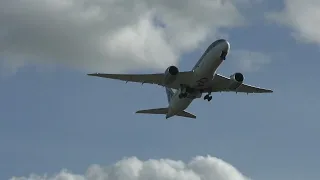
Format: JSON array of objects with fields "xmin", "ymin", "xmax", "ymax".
[
  {"xmin": 228, "ymin": 72, "xmax": 244, "ymax": 90},
  {"xmin": 164, "ymin": 66, "xmax": 179, "ymax": 85}
]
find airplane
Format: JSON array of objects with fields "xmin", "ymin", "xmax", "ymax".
[{"xmin": 88, "ymin": 39, "xmax": 273, "ymax": 119}]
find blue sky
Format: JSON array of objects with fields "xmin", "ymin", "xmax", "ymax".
[{"xmin": 1, "ymin": 0, "xmax": 320, "ymax": 180}]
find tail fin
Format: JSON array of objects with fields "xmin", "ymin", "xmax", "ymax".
[
  {"xmin": 165, "ymin": 87, "xmax": 174, "ymax": 103},
  {"xmin": 136, "ymin": 108, "xmax": 196, "ymax": 119}
]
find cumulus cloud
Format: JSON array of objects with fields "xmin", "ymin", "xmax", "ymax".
[
  {"xmin": 266, "ymin": 0, "xmax": 320, "ymax": 44},
  {"xmin": 10, "ymin": 155, "xmax": 250, "ymax": 180},
  {"xmin": 0, "ymin": 0, "xmax": 248, "ymax": 74},
  {"xmin": 230, "ymin": 50, "xmax": 271, "ymax": 72}
]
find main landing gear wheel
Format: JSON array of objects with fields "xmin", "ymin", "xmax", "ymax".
[
  {"xmin": 179, "ymin": 84, "xmax": 192, "ymax": 99},
  {"xmin": 204, "ymin": 94, "xmax": 212, "ymax": 101},
  {"xmin": 179, "ymin": 93, "xmax": 188, "ymax": 99}
]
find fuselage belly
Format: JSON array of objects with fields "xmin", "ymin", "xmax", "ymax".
[{"xmin": 166, "ymin": 39, "xmax": 230, "ymax": 118}]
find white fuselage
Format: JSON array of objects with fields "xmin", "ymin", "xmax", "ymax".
[{"xmin": 166, "ymin": 39, "xmax": 230, "ymax": 118}]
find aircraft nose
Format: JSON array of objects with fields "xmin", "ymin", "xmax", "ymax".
[{"xmin": 219, "ymin": 39, "xmax": 230, "ymax": 52}]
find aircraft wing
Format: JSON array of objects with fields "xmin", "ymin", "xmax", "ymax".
[
  {"xmin": 87, "ymin": 71, "xmax": 193, "ymax": 89},
  {"xmin": 202, "ymin": 74, "xmax": 273, "ymax": 93}
]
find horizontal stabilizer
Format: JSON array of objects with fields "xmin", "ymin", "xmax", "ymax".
[
  {"xmin": 136, "ymin": 108, "xmax": 168, "ymax": 114},
  {"xmin": 136, "ymin": 108, "xmax": 196, "ymax": 119},
  {"xmin": 176, "ymin": 111, "xmax": 196, "ymax": 119}
]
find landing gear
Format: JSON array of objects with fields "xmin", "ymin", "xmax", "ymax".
[
  {"xmin": 220, "ymin": 51, "xmax": 227, "ymax": 60},
  {"xmin": 204, "ymin": 93, "xmax": 212, "ymax": 101},
  {"xmin": 179, "ymin": 93, "xmax": 188, "ymax": 99},
  {"xmin": 178, "ymin": 84, "xmax": 194, "ymax": 99}
]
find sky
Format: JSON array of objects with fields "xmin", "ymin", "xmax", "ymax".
[{"xmin": 0, "ymin": 0, "xmax": 319, "ymax": 180}]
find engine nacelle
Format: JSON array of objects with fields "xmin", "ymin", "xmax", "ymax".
[
  {"xmin": 164, "ymin": 66, "xmax": 179, "ymax": 85},
  {"xmin": 228, "ymin": 72, "xmax": 244, "ymax": 90}
]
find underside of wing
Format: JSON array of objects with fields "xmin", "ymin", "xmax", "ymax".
[
  {"xmin": 202, "ymin": 74, "xmax": 273, "ymax": 93},
  {"xmin": 88, "ymin": 73, "xmax": 164, "ymax": 85},
  {"xmin": 234, "ymin": 83, "xmax": 273, "ymax": 93},
  {"xmin": 87, "ymin": 71, "xmax": 193, "ymax": 89}
]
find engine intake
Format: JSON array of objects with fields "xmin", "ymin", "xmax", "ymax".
[
  {"xmin": 229, "ymin": 72, "xmax": 244, "ymax": 90},
  {"xmin": 168, "ymin": 66, "xmax": 179, "ymax": 75},
  {"xmin": 164, "ymin": 66, "xmax": 179, "ymax": 85},
  {"xmin": 233, "ymin": 72, "xmax": 244, "ymax": 82}
]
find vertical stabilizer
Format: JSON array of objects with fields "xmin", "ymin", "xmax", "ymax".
[{"xmin": 165, "ymin": 87, "xmax": 174, "ymax": 103}]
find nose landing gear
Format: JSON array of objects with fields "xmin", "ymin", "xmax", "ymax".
[
  {"xmin": 204, "ymin": 93, "xmax": 212, "ymax": 101},
  {"xmin": 220, "ymin": 51, "xmax": 228, "ymax": 60}
]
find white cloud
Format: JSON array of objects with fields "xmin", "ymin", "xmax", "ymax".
[
  {"xmin": 0, "ymin": 0, "xmax": 248, "ymax": 74},
  {"xmin": 266, "ymin": 0, "xmax": 320, "ymax": 45},
  {"xmin": 9, "ymin": 155, "xmax": 250, "ymax": 180},
  {"xmin": 230, "ymin": 50, "xmax": 271, "ymax": 72}
]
